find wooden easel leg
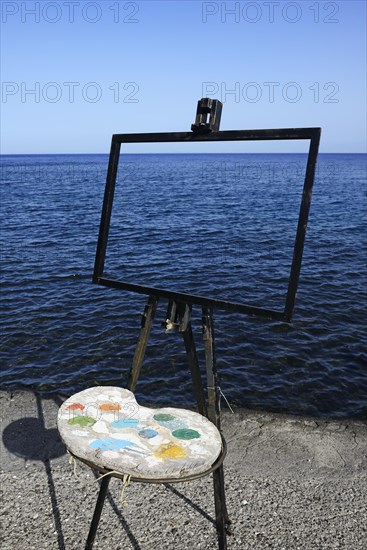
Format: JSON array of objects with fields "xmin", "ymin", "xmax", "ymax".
[
  {"xmin": 85, "ymin": 475, "xmax": 111, "ymax": 550},
  {"xmin": 182, "ymin": 322, "xmax": 207, "ymax": 417},
  {"xmin": 127, "ymin": 295, "xmax": 159, "ymax": 392},
  {"xmin": 202, "ymin": 307, "xmax": 221, "ymax": 428},
  {"xmin": 213, "ymin": 466, "xmax": 229, "ymax": 549},
  {"xmin": 202, "ymin": 307, "xmax": 231, "ymax": 549}
]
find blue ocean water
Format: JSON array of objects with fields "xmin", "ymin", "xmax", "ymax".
[{"xmin": 1, "ymin": 153, "xmax": 366, "ymax": 419}]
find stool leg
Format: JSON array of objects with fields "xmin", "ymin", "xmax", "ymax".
[{"xmin": 85, "ymin": 475, "xmax": 111, "ymax": 550}]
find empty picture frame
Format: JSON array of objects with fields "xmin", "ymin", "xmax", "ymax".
[{"xmin": 93, "ymin": 127, "xmax": 321, "ymax": 322}]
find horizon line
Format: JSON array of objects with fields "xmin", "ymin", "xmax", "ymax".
[{"xmin": 1, "ymin": 151, "xmax": 366, "ymax": 156}]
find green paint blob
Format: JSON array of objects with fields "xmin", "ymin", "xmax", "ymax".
[
  {"xmin": 172, "ymin": 428, "xmax": 201, "ymax": 440},
  {"xmin": 68, "ymin": 416, "xmax": 96, "ymax": 428},
  {"xmin": 153, "ymin": 413, "xmax": 175, "ymax": 422}
]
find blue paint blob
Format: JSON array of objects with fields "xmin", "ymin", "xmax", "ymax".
[
  {"xmin": 89, "ymin": 438, "xmax": 136, "ymax": 451},
  {"xmin": 111, "ymin": 418, "xmax": 139, "ymax": 429},
  {"xmin": 139, "ymin": 428, "xmax": 158, "ymax": 439}
]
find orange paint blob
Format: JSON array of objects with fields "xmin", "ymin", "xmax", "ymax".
[
  {"xmin": 154, "ymin": 443, "xmax": 186, "ymax": 461},
  {"xmin": 66, "ymin": 403, "xmax": 84, "ymax": 411},
  {"xmin": 99, "ymin": 403, "xmax": 121, "ymax": 411}
]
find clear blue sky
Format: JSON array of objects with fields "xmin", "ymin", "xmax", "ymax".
[{"xmin": 1, "ymin": 0, "xmax": 366, "ymax": 153}]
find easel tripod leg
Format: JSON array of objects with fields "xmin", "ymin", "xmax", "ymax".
[
  {"xmin": 213, "ymin": 464, "xmax": 232, "ymax": 533},
  {"xmin": 182, "ymin": 323, "xmax": 207, "ymax": 417},
  {"xmin": 202, "ymin": 307, "xmax": 232, "ymax": 547},
  {"xmin": 213, "ymin": 465, "xmax": 229, "ymax": 549},
  {"xmin": 127, "ymin": 295, "xmax": 159, "ymax": 392},
  {"xmin": 85, "ymin": 475, "xmax": 111, "ymax": 550}
]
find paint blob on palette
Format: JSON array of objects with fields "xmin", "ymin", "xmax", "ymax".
[{"xmin": 57, "ymin": 386, "xmax": 222, "ymax": 479}]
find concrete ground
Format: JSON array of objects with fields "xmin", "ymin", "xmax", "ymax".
[{"xmin": 0, "ymin": 391, "xmax": 366, "ymax": 550}]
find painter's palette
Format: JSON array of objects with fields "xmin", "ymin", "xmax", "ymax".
[{"xmin": 57, "ymin": 386, "xmax": 222, "ymax": 480}]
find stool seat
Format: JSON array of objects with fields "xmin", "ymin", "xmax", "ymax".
[{"xmin": 58, "ymin": 386, "xmax": 223, "ymax": 480}]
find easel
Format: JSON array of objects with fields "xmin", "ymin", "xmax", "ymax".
[
  {"xmin": 129, "ymin": 297, "xmax": 231, "ymax": 546},
  {"xmin": 85, "ymin": 98, "xmax": 321, "ymax": 549}
]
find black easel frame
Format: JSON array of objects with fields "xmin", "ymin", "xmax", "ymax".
[
  {"xmin": 93, "ymin": 126, "xmax": 321, "ymax": 322},
  {"xmin": 85, "ymin": 109, "xmax": 320, "ymax": 549}
]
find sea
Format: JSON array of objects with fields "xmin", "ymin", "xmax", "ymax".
[{"xmin": 1, "ymin": 153, "xmax": 366, "ymax": 419}]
